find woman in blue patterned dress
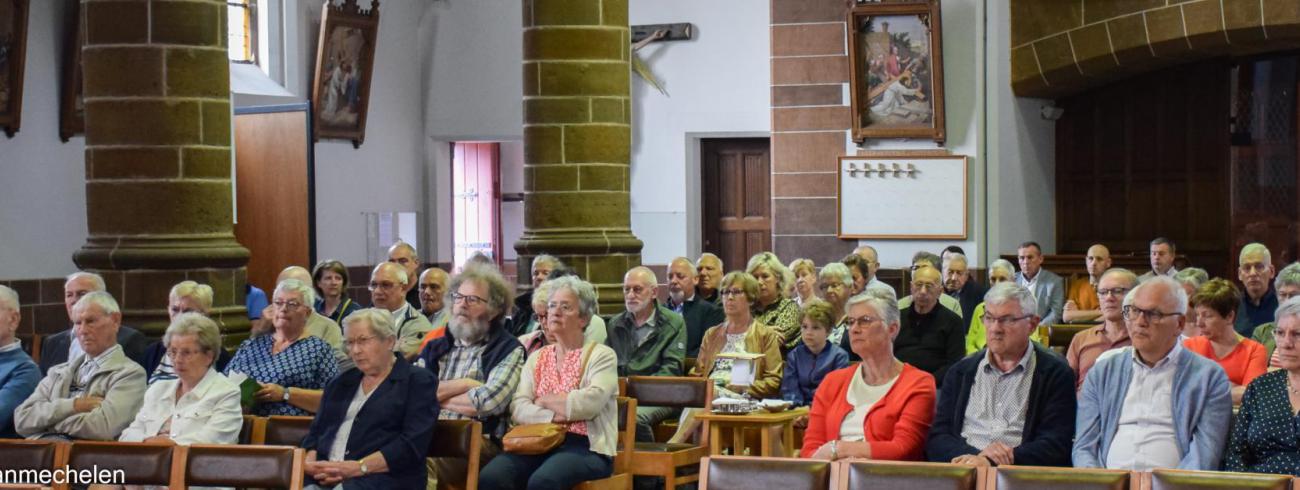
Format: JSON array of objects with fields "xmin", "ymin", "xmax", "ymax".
[
  {"xmin": 225, "ymin": 278, "xmax": 339, "ymax": 416},
  {"xmin": 1225, "ymin": 297, "xmax": 1300, "ymax": 475}
]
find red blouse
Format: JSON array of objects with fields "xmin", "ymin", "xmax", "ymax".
[{"xmin": 534, "ymin": 345, "xmax": 588, "ymax": 435}]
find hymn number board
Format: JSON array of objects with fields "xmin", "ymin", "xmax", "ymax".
[{"xmin": 837, "ymin": 155, "xmax": 967, "ymax": 239}]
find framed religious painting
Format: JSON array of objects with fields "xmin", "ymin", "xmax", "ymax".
[
  {"xmin": 59, "ymin": 0, "xmax": 84, "ymax": 142},
  {"xmin": 0, "ymin": 0, "xmax": 30, "ymax": 137},
  {"xmin": 847, "ymin": 0, "xmax": 945, "ymax": 144},
  {"xmin": 311, "ymin": 0, "xmax": 379, "ymax": 148}
]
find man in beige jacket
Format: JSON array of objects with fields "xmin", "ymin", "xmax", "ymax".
[{"xmin": 15, "ymin": 292, "xmax": 145, "ymax": 441}]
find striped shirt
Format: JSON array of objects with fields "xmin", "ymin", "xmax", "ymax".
[{"xmin": 437, "ymin": 338, "xmax": 525, "ymax": 425}]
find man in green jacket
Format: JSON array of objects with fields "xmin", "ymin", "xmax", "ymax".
[{"xmin": 606, "ymin": 266, "xmax": 686, "ymax": 443}]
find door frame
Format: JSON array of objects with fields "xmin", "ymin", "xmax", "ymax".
[
  {"xmin": 686, "ymin": 132, "xmax": 770, "ymax": 259},
  {"xmin": 233, "ymin": 102, "xmax": 318, "ymax": 282}
]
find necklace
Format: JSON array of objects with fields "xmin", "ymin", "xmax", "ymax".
[{"xmin": 1288, "ymin": 376, "xmax": 1300, "ymax": 396}]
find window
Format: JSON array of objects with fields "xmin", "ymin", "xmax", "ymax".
[{"xmin": 227, "ymin": 0, "xmax": 258, "ymax": 64}]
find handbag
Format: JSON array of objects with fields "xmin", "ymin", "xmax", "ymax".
[{"xmin": 502, "ymin": 343, "xmax": 595, "ymax": 455}]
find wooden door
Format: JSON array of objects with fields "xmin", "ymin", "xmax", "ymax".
[
  {"xmin": 452, "ymin": 142, "xmax": 502, "ymax": 268},
  {"xmin": 702, "ymin": 138, "xmax": 771, "ymax": 271},
  {"xmin": 233, "ymin": 104, "xmax": 315, "ymax": 292}
]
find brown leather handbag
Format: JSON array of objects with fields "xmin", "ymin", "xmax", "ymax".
[{"xmin": 502, "ymin": 343, "xmax": 595, "ymax": 455}]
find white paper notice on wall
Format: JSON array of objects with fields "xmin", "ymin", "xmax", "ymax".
[{"xmin": 837, "ymin": 155, "xmax": 968, "ymax": 239}]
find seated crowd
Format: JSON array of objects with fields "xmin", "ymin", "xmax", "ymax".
[{"xmin": 5, "ymin": 237, "xmax": 1300, "ymax": 488}]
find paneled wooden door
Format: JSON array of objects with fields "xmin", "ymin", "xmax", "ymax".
[
  {"xmin": 233, "ymin": 104, "xmax": 316, "ymax": 292},
  {"xmin": 452, "ymin": 142, "xmax": 502, "ymax": 269},
  {"xmin": 702, "ymin": 138, "xmax": 772, "ymax": 271}
]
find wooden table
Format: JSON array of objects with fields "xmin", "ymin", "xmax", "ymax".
[{"xmin": 695, "ymin": 406, "xmax": 808, "ymax": 457}]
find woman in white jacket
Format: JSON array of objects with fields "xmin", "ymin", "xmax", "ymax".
[
  {"xmin": 479, "ymin": 276, "xmax": 618, "ymax": 490},
  {"xmin": 119, "ymin": 313, "xmax": 242, "ymax": 446}
]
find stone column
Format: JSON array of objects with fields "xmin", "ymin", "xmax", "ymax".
[
  {"xmin": 518, "ymin": 0, "xmax": 642, "ymax": 314},
  {"xmin": 74, "ymin": 0, "xmax": 250, "ymax": 339}
]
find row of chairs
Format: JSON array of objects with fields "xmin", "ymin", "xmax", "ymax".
[
  {"xmin": 0, "ymin": 438, "xmax": 303, "ymax": 489},
  {"xmin": 700, "ymin": 456, "xmax": 1299, "ymax": 490}
]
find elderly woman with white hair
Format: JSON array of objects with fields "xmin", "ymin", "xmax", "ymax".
[
  {"xmin": 788, "ymin": 258, "xmax": 818, "ymax": 307},
  {"xmin": 966, "ymin": 259, "xmax": 1046, "ymax": 354},
  {"xmin": 818, "ymin": 262, "xmax": 857, "ymax": 346},
  {"xmin": 1225, "ymin": 296, "xmax": 1300, "ymax": 475},
  {"xmin": 301, "ymin": 308, "xmax": 438, "ymax": 490},
  {"xmin": 748, "ymin": 252, "xmax": 801, "ymax": 349},
  {"xmin": 119, "ymin": 313, "xmax": 242, "ymax": 445},
  {"xmin": 479, "ymin": 276, "xmax": 619, "ymax": 489},
  {"xmin": 801, "ymin": 292, "xmax": 936, "ymax": 461},
  {"xmin": 1253, "ymin": 262, "xmax": 1300, "ymax": 367},
  {"xmin": 225, "ymin": 279, "xmax": 339, "ymax": 416},
  {"xmin": 141, "ymin": 281, "xmax": 234, "ymax": 384}
]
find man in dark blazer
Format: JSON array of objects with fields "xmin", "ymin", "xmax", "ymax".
[
  {"xmin": 39, "ymin": 272, "xmax": 149, "ymax": 374},
  {"xmin": 926, "ymin": 282, "xmax": 1076, "ymax": 467},
  {"xmin": 664, "ymin": 257, "xmax": 725, "ymax": 358}
]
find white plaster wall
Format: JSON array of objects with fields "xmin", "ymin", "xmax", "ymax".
[
  {"xmin": 0, "ymin": 0, "xmax": 88, "ymax": 279},
  {"xmin": 628, "ymin": 0, "xmax": 772, "ymax": 265}
]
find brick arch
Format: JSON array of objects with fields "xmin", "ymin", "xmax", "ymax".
[{"xmin": 1011, "ymin": 0, "xmax": 1300, "ymax": 98}]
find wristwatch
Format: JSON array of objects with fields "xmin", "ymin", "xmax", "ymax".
[
  {"xmin": 358, "ymin": 458, "xmax": 370, "ymax": 476},
  {"xmin": 281, "ymin": 387, "xmax": 291, "ymax": 402}
]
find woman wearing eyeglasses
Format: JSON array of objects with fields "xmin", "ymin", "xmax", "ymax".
[
  {"xmin": 801, "ymin": 292, "xmax": 936, "ymax": 461},
  {"xmin": 119, "ymin": 313, "xmax": 242, "ymax": 446},
  {"xmin": 225, "ymin": 279, "xmax": 339, "ymax": 416},
  {"xmin": 300, "ymin": 308, "xmax": 438, "ymax": 490},
  {"xmin": 1224, "ymin": 297, "xmax": 1300, "ymax": 475},
  {"xmin": 1184, "ymin": 278, "xmax": 1268, "ymax": 405},
  {"xmin": 689, "ymin": 271, "xmax": 785, "ymax": 400},
  {"xmin": 817, "ymin": 263, "xmax": 857, "ymax": 347}
]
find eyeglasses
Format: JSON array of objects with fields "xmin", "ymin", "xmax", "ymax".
[
  {"xmin": 1123, "ymin": 305, "xmax": 1183, "ymax": 323},
  {"xmin": 622, "ymin": 285, "xmax": 650, "ymax": 295},
  {"xmin": 271, "ymin": 300, "xmax": 303, "ymax": 310},
  {"xmin": 452, "ymin": 293, "xmax": 487, "ymax": 306},
  {"xmin": 981, "ymin": 314, "xmax": 1032, "ymax": 326},
  {"xmin": 911, "ymin": 282, "xmax": 940, "ymax": 291},
  {"xmin": 547, "ymin": 302, "xmax": 577, "ymax": 314},
  {"xmin": 819, "ymin": 283, "xmax": 846, "ymax": 292},
  {"xmin": 1097, "ymin": 287, "xmax": 1130, "ymax": 298},
  {"xmin": 343, "ymin": 335, "xmax": 378, "ymax": 349},
  {"xmin": 720, "ymin": 288, "xmax": 747, "ymax": 298},
  {"xmin": 368, "ymin": 281, "xmax": 400, "ymax": 291},
  {"xmin": 166, "ymin": 348, "xmax": 205, "ymax": 360},
  {"xmin": 845, "ymin": 315, "xmax": 883, "ymax": 329}
]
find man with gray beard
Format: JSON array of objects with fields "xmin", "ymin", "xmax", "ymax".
[{"xmin": 415, "ymin": 264, "xmax": 524, "ymax": 489}]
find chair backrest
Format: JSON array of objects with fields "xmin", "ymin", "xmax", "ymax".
[
  {"xmin": 66, "ymin": 441, "xmax": 180, "ymax": 487},
  {"xmin": 1148, "ymin": 468, "xmax": 1292, "ymax": 490},
  {"xmin": 626, "ymin": 376, "xmax": 712, "ymax": 409},
  {"xmin": 700, "ymin": 456, "xmax": 832, "ymax": 490},
  {"xmin": 0, "ymin": 439, "xmax": 65, "ymax": 473},
  {"xmin": 185, "ymin": 444, "xmax": 304, "ymax": 489},
  {"xmin": 241, "ymin": 414, "xmax": 267, "ymax": 444},
  {"xmin": 613, "ymin": 396, "xmax": 636, "ymax": 473},
  {"xmin": 16, "ymin": 334, "xmax": 40, "ymax": 364},
  {"xmin": 840, "ymin": 460, "xmax": 977, "ymax": 490},
  {"xmin": 994, "ymin": 465, "xmax": 1131, "ymax": 490},
  {"xmin": 429, "ymin": 419, "xmax": 482, "ymax": 490},
  {"xmin": 264, "ymin": 415, "xmax": 314, "ymax": 446}
]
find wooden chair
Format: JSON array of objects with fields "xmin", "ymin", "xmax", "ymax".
[
  {"xmin": 574, "ymin": 396, "xmax": 637, "ymax": 490},
  {"xmin": 58, "ymin": 441, "xmax": 183, "ymax": 490},
  {"xmin": 0, "ymin": 438, "xmax": 67, "ymax": 472},
  {"xmin": 428, "ymin": 419, "xmax": 483, "ymax": 490},
  {"xmin": 837, "ymin": 459, "xmax": 980, "ymax": 490},
  {"xmin": 699, "ymin": 455, "xmax": 834, "ymax": 490},
  {"xmin": 992, "ymin": 465, "xmax": 1133, "ymax": 490},
  {"xmin": 241, "ymin": 414, "xmax": 268, "ymax": 444},
  {"xmin": 626, "ymin": 376, "xmax": 713, "ymax": 490},
  {"xmin": 1047, "ymin": 324, "xmax": 1092, "ymax": 349},
  {"xmin": 15, "ymin": 334, "xmax": 40, "ymax": 365},
  {"xmin": 264, "ymin": 415, "xmax": 314, "ymax": 446},
  {"xmin": 1143, "ymin": 468, "xmax": 1292, "ymax": 490},
  {"xmin": 185, "ymin": 443, "xmax": 305, "ymax": 489}
]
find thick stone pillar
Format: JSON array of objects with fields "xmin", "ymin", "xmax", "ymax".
[
  {"xmin": 74, "ymin": 0, "xmax": 250, "ymax": 339},
  {"xmin": 518, "ymin": 0, "xmax": 642, "ymax": 314}
]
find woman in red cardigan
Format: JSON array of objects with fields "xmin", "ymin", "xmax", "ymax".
[{"xmin": 801, "ymin": 292, "xmax": 937, "ymax": 461}]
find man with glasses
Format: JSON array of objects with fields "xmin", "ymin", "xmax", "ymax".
[
  {"xmin": 1073, "ymin": 276, "xmax": 1232, "ymax": 471},
  {"xmin": 927, "ymin": 282, "xmax": 1077, "ymax": 467},
  {"xmin": 891, "ymin": 265, "xmax": 965, "ymax": 385},
  {"xmin": 665, "ymin": 257, "xmax": 725, "ymax": 357},
  {"xmin": 416, "ymin": 264, "xmax": 524, "ymax": 489},
  {"xmin": 368, "ymin": 262, "xmax": 431, "ymax": 358},
  {"xmin": 1064, "ymin": 244, "xmax": 1111, "ymax": 323},
  {"xmin": 1236, "ymin": 242, "xmax": 1279, "ymax": 336},
  {"xmin": 1066, "ymin": 268, "xmax": 1138, "ymax": 392},
  {"xmin": 900, "ymin": 253, "xmax": 963, "ymax": 318},
  {"xmin": 606, "ymin": 267, "xmax": 686, "ymax": 451},
  {"xmin": 1250, "ymin": 262, "xmax": 1300, "ymax": 366},
  {"xmin": 1015, "ymin": 241, "xmax": 1066, "ymax": 327}
]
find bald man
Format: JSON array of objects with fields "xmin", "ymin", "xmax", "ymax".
[
  {"xmin": 370, "ymin": 262, "xmax": 433, "ymax": 358},
  {"xmin": 262, "ymin": 266, "xmax": 349, "ymax": 370},
  {"xmin": 664, "ymin": 257, "xmax": 725, "ymax": 357},
  {"xmin": 696, "ymin": 253, "xmax": 724, "ymax": 306},
  {"xmin": 608, "ymin": 266, "xmax": 687, "ymax": 445},
  {"xmin": 892, "ymin": 266, "xmax": 966, "ymax": 384},
  {"xmin": 387, "ymin": 241, "xmax": 423, "ymax": 310},
  {"xmin": 1064, "ymin": 244, "xmax": 1111, "ymax": 323},
  {"xmin": 854, "ymin": 244, "xmax": 896, "ymax": 295}
]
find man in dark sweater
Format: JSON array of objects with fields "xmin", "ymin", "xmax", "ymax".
[
  {"xmin": 942, "ymin": 253, "xmax": 986, "ymax": 324},
  {"xmin": 664, "ymin": 257, "xmax": 725, "ymax": 358},
  {"xmin": 887, "ymin": 266, "xmax": 965, "ymax": 383},
  {"xmin": 926, "ymin": 282, "xmax": 1077, "ymax": 467}
]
